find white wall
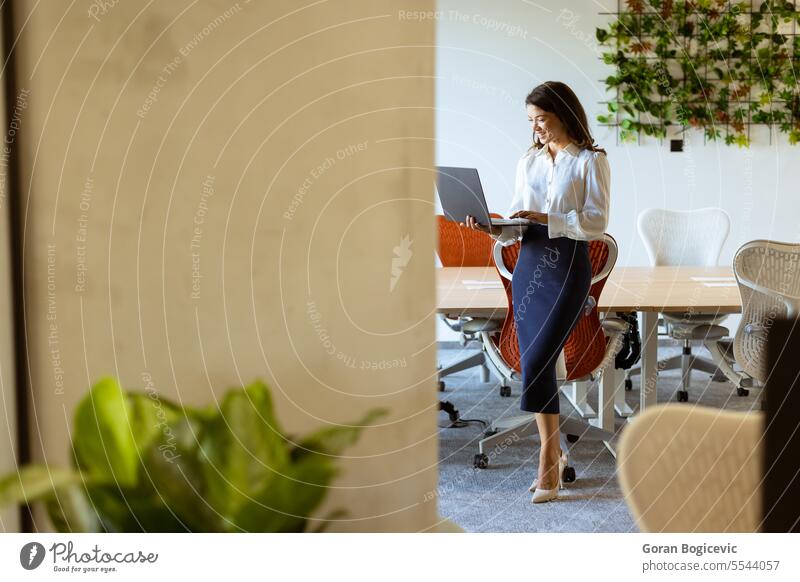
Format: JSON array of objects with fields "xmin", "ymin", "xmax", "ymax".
[{"xmin": 436, "ymin": 0, "xmax": 800, "ymax": 339}]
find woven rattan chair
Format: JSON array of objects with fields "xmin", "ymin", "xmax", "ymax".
[
  {"xmin": 618, "ymin": 404, "xmax": 762, "ymax": 532},
  {"xmin": 705, "ymin": 240, "xmax": 800, "ymax": 395}
]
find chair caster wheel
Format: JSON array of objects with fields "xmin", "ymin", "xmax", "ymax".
[
  {"xmin": 566, "ymin": 434, "xmax": 579, "ymax": 444},
  {"xmin": 473, "ymin": 453, "xmax": 489, "ymax": 469},
  {"xmin": 624, "ymin": 378, "xmax": 633, "ymax": 391},
  {"xmin": 737, "ymin": 387, "xmax": 750, "ymax": 397},
  {"xmin": 483, "ymin": 428, "xmax": 498, "ymax": 438},
  {"xmin": 563, "ymin": 466, "xmax": 576, "ymax": 483},
  {"xmin": 677, "ymin": 390, "xmax": 688, "ymax": 402},
  {"xmin": 499, "ymin": 385, "xmax": 511, "ymax": 397},
  {"xmin": 438, "ymin": 380, "xmax": 445, "ymax": 392}
]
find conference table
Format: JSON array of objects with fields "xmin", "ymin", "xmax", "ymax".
[{"xmin": 437, "ymin": 265, "xmax": 742, "ymax": 436}]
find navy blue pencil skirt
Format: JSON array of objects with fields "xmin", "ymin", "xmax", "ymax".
[{"xmin": 511, "ymin": 223, "xmax": 592, "ymax": 414}]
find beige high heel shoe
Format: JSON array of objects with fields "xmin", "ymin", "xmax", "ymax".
[{"xmin": 530, "ymin": 451, "xmax": 567, "ymax": 503}]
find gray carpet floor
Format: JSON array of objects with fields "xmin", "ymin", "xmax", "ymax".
[{"xmin": 436, "ymin": 340, "xmax": 761, "ymax": 533}]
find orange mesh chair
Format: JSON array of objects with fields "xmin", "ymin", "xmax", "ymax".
[
  {"xmin": 473, "ymin": 235, "xmax": 628, "ymax": 476},
  {"xmin": 436, "ymin": 215, "xmax": 508, "ymax": 394}
]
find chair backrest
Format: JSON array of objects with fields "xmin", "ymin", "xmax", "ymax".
[
  {"xmin": 733, "ymin": 240, "xmax": 800, "ymax": 382},
  {"xmin": 638, "ymin": 208, "xmax": 730, "ymax": 266},
  {"xmin": 618, "ymin": 404, "xmax": 762, "ymax": 532},
  {"xmin": 492, "ymin": 234, "xmax": 618, "ymax": 381},
  {"xmin": 436, "ymin": 214, "xmax": 498, "ymax": 267}
]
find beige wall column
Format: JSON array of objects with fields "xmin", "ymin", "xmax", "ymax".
[{"xmin": 10, "ymin": 0, "xmax": 438, "ymax": 532}]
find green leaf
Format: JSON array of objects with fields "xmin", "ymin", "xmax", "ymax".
[
  {"xmin": 73, "ymin": 378, "xmax": 139, "ymax": 486},
  {"xmin": 199, "ymin": 380, "xmax": 289, "ymax": 519},
  {"xmin": 232, "ymin": 453, "xmax": 337, "ymax": 533},
  {"xmin": 45, "ymin": 483, "xmax": 101, "ymax": 533},
  {"xmin": 141, "ymin": 416, "xmax": 222, "ymax": 532},
  {"xmin": 127, "ymin": 393, "xmax": 177, "ymax": 450},
  {"xmin": 295, "ymin": 408, "xmax": 387, "ymax": 458},
  {"xmin": 0, "ymin": 465, "xmax": 83, "ymax": 507},
  {"xmin": 83, "ymin": 484, "xmax": 188, "ymax": 532}
]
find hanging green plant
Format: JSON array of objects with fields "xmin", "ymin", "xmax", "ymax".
[{"xmin": 596, "ymin": 0, "xmax": 800, "ymax": 146}]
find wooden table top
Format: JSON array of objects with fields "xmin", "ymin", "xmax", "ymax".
[{"xmin": 437, "ymin": 265, "xmax": 742, "ymax": 316}]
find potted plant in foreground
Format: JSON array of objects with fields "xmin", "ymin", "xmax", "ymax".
[{"xmin": 0, "ymin": 378, "xmax": 385, "ymax": 532}]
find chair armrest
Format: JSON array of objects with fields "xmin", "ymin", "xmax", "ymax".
[
  {"xmin": 738, "ymin": 277, "xmax": 800, "ymax": 318},
  {"xmin": 601, "ymin": 317, "xmax": 628, "ymax": 335},
  {"xmin": 495, "ymin": 233, "xmax": 618, "ymax": 285},
  {"xmin": 493, "ymin": 241, "xmax": 513, "ymax": 280},
  {"xmin": 591, "ymin": 234, "xmax": 618, "ymax": 286}
]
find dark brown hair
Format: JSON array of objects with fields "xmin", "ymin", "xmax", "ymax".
[{"xmin": 526, "ymin": 81, "xmax": 606, "ymax": 154}]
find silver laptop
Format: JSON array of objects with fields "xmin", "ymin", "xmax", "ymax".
[{"xmin": 436, "ymin": 166, "xmax": 530, "ymax": 227}]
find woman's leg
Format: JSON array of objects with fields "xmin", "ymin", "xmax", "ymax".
[{"xmin": 535, "ymin": 412, "xmax": 562, "ymax": 489}]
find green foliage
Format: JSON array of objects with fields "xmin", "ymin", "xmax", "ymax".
[
  {"xmin": 0, "ymin": 378, "xmax": 385, "ymax": 532},
  {"xmin": 596, "ymin": 0, "xmax": 800, "ymax": 146}
]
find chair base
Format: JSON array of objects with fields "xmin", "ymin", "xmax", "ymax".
[
  {"xmin": 473, "ymin": 413, "xmax": 615, "ymax": 471},
  {"xmin": 704, "ymin": 340, "xmax": 760, "ymax": 394},
  {"xmin": 628, "ymin": 352, "xmax": 719, "ymax": 377},
  {"xmin": 438, "ymin": 349, "xmax": 491, "ymax": 387},
  {"xmin": 627, "ymin": 344, "xmax": 732, "ymax": 401}
]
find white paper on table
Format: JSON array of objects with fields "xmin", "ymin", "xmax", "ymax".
[
  {"xmin": 462, "ymin": 279, "xmax": 502, "ymax": 286},
  {"xmin": 702, "ymin": 282, "xmax": 737, "ymax": 287},
  {"xmin": 464, "ymin": 285, "xmax": 504, "ymax": 290},
  {"xmin": 690, "ymin": 276, "xmax": 736, "ymax": 282}
]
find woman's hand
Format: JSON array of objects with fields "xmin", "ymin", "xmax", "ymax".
[
  {"xmin": 510, "ymin": 210, "xmax": 548, "ymax": 224},
  {"xmin": 460, "ymin": 215, "xmax": 501, "ymax": 235}
]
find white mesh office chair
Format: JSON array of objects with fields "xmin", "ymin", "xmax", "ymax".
[
  {"xmin": 628, "ymin": 208, "xmax": 731, "ymax": 402},
  {"xmin": 618, "ymin": 404, "xmax": 762, "ymax": 532},
  {"xmin": 704, "ymin": 240, "xmax": 800, "ymax": 395}
]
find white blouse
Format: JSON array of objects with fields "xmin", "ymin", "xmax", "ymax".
[{"xmin": 494, "ymin": 142, "xmax": 610, "ymax": 245}]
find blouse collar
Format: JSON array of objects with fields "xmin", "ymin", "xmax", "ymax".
[{"xmin": 534, "ymin": 142, "xmax": 579, "ymax": 158}]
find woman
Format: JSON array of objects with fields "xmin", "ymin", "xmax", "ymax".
[{"xmin": 462, "ymin": 81, "xmax": 610, "ymax": 503}]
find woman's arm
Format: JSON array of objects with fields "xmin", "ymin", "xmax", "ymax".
[{"xmin": 547, "ymin": 151, "xmax": 610, "ymax": 240}]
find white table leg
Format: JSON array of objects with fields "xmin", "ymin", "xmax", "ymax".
[
  {"xmin": 615, "ymin": 371, "xmax": 634, "ymax": 417},
  {"xmin": 640, "ymin": 311, "xmax": 659, "ymax": 413},
  {"xmin": 592, "ymin": 364, "xmax": 619, "ymax": 435},
  {"xmin": 561, "ymin": 379, "xmax": 596, "ymax": 419}
]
